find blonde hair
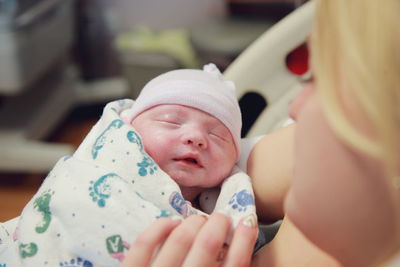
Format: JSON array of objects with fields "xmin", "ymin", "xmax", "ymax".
[{"xmin": 311, "ymin": 0, "xmax": 400, "ymax": 179}]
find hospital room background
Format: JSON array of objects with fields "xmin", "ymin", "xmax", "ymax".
[{"xmin": 0, "ymin": 0, "xmax": 310, "ymax": 222}]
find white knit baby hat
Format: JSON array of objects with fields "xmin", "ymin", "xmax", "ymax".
[{"xmin": 121, "ymin": 63, "xmax": 242, "ymax": 160}]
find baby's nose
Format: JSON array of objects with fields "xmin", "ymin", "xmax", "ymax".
[{"xmin": 183, "ymin": 132, "xmax": 207, "ymax": 149}]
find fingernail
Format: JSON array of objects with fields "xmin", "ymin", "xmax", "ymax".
[{"xmin": 242, "ymin": 213, "xmax": 257, "ymax": 228}]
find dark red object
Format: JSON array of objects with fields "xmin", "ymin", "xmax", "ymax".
[{"xmin": 285, "ymin": 43, "xmax": 309, "ymax": 75}]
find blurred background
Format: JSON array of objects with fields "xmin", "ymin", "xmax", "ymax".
[{"xmin": 0, "ymin": 0, "xmax": 308, "ymax": 221}]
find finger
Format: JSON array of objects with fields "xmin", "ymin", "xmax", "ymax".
[
  {"xmin": 183, "ymin": 212, "xmax": 231, "ymax": 267},
  {"xmin": 122, "ymin": 217, "xmax": 181, "ymax": 267},
  {"xmin": 222, "ymin": 214, "xmax": 259, "ymax": 267},
  {"xmin": 151, "ymin": 215, "xmax": 207, "ymax": 267}
]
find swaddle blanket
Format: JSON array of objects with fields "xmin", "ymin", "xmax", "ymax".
[{"xmin": 0, "ymin": 99, "xmax": 256, "ymax": 267}]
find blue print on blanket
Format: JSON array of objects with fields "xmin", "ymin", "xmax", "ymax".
[
  {"xmin": 169, "ymin": 192, "xmax": 196, "ymax": 217},
  {"xmin": 59, "ymin": 257, "xmax": 93, "ymax": 267},
  {"xmin": 92, "ymin": 119, "xmax": 124, "ymax": 159},
  {"xmin": 89, "ymin": 173, "xmax": 122, "ymax": 207},
  {"xmin": 156, "ymin": 209, "xmax": 172, "ymax": 218},
  {"xmin": 127, "ymin": 130, "xmax": 158, "ymax": 176},
  {"xmin": 126, "ymin": 130, "xmax": 143, "ymax": 150},
  {"xmin": 228, "ymin": 189, "xmax": 254, "ymax": 212}
]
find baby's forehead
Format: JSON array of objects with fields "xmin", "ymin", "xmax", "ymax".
[{"xmin": 146, "ymin": 104, "xmax": 219, "ymax": 120}]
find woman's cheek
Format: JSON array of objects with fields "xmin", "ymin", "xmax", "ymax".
[
  {"xmin": 285, "ymin": 93, "xmax": 342, "ymax": 241},
  {"xmin": 285, "ymin": 93, "xmax": 400, "ymax": 265}
]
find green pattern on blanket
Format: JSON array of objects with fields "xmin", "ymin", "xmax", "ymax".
[
  {"xmin": 33, "ymin": 189, "xmax": 54, "ymax": 233},
  {"xmin": 19, "ymin": 242, "xmax": 38, "ymax": 258}
]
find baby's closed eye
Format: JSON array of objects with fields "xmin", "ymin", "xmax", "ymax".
[
  {"xmin": 209, "ymin": 128, "xmax": 230, "ymax": 142},
  {"xmin": 155, "ymin": 119, "xmax": 182, "ymax": 128},
  {"xmin": 153, "ymin": 112, "xmax": 182, "ymax": 126}
]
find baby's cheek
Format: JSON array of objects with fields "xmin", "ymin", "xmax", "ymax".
[{"xmin": 215, "ymin": 158, "xmax": 236, "ymax": 183}]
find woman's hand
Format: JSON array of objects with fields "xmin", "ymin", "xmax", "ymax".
[{"xmin": 122, "ymin": 213, "xmax": 258, "ymax": 267}]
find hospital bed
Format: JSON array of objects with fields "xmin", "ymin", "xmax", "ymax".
[{"xmin": 225, "ymin": 0, "xmax": 313, "ymax": 137}]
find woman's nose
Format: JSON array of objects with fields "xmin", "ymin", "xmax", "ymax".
[
  {"xmin": 182, "ymin": 130, "xmax": 208, "ymax": 149},
  {"xmin": 289, "ymin": 82, "xmax": 313, "ymax": 121}
]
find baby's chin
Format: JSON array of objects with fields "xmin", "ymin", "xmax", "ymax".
[
  {"xmin": 164, "ymin": 167, "xmax": 225, "ymax": 188},
  {"xmin": 168, "ymin": 171, "xmax": 200, "ymax": 187}
]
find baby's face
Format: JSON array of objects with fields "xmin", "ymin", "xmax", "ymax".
[{"xmin": 131, "ymin": 104, "xmax": 236, "ymax": 193}]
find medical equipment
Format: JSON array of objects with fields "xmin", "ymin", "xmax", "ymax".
[{"xmin": 225, "ymin": 0, "xmax": 313, "ymax": 137}]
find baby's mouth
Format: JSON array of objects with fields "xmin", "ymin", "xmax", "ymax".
[
  {"xmin": 174, "ymin": 156, "xmax": 202, "ymax": 168},
  {"xmin": 184, "ymin": 158, "xmax": 198, "ymax": 164}
]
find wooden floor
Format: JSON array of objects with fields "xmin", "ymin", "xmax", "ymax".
[{"xmin": 0, "ymin": 109, "xmax": 98, "ymax": 222}]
